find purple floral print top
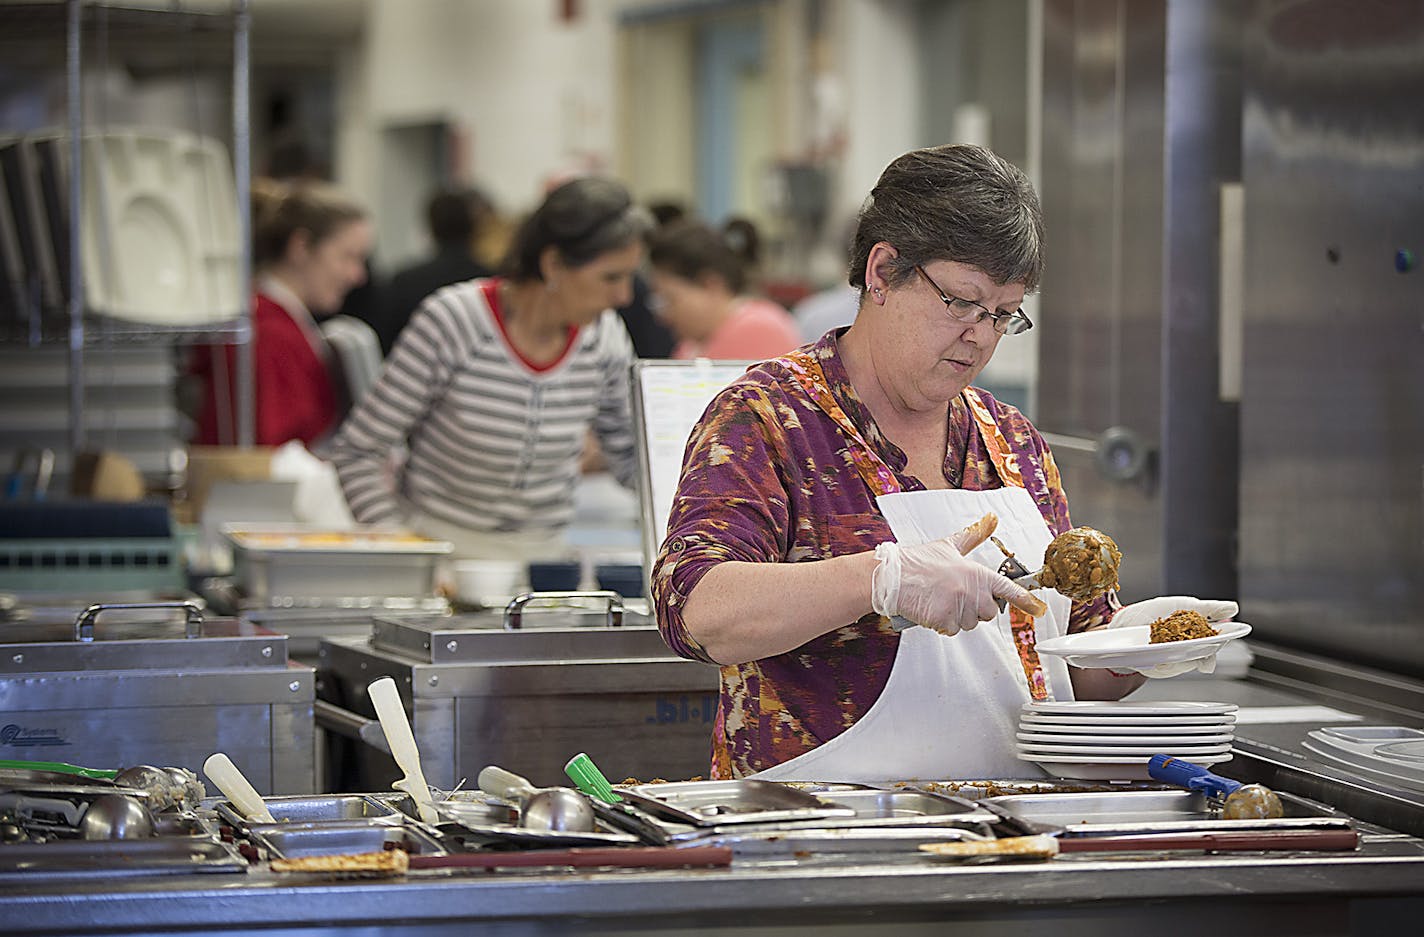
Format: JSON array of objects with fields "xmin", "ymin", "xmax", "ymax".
[{"xmin": 651, "ymin": 329, "xmax": 1114, "ymax": 778}]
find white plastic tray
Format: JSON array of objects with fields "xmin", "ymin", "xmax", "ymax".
[{"xmin": 73, "ymin": 128, "xmax": 241, "ymax": 325}]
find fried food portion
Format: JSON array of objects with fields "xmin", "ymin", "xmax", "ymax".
[
  {"xmin": 270, "ymin": 849, "xmax": 409, "ymax": 878},
  {"xmin": 1148, "ymin": 609, "xmax": 1216, "ymax": 644},
  {"xmin": 1037, "ymin": 527, "xmax": 1122, "ymax": 600}
]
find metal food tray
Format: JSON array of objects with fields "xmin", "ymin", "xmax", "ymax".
[
  {"xmin": 899, "ymin": 778, "xmax": 1173, "ymax": 800},
  {"xmin": 224, "ymin": 524, "xmax": 451, "ymax": 603},
  {"xmin": 982, "ymin": 789, "xmax": 1352, "ymax": 837},
  {"xmin": 412, "ymin": 791, "xmax": 642, "ymax": 849},
  {"xmin": 253, "ymin": 820, "xmax": 447, "ymax": 859},
  {"xmin": 216, "ymin": 794, "xmax": 399, "ymax": 829},
  {"xmin": 0, "ymin": 835, "xmax": 247, "ymax": 879},
  {"xmin": 618, "ymin": 779, "xmax": 856, "ymax": 827},
  {"xmin": 693, "ymin": 826, "xmax": 991, "ymax": 859}
]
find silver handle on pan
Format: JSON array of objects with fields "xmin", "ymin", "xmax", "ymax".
[
  {"xmin": 73, "ymin": 601, "xmax": 205, "ymax": 642},
  {"xmin": 313, "ymin": 699, "xmax": 391, "ymax": 754},
  {"xmin": 502, "ymin": 591, "xmax": 624, "ymax": 630}
]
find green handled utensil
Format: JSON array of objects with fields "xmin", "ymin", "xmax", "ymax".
[
  {"xmin": 564, "ymin": 752, "xmax": 622, "ymax": 803},
  {"xmin": 0, "ymin": 758, "xmax": 117, "ymax": 780}
]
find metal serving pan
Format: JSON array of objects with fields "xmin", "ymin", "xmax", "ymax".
[
  {"xmin": 618, "ymin": 779, "xmax": 856, "ymax": 827},
  {"xmin": 380, "ymin": 791, "xmax": 643, "ymax": 849},
  {"xmin": 252, "ymin": 820, "xmax": 447, "ymax": 859},
  {"xmin": 216, "ymin": 794, "xmax": 399, "ymax": 829},
  {"xmin": 0, "ymin": 836, "xmax": 246, "ymax": 879},
  {"xmin": 982, "ymin": 789, "xmax": 1351, "ymax": 837},
  {"xmin": 224, "ymin": 524, "xmax": 451, "ymax": 605}
]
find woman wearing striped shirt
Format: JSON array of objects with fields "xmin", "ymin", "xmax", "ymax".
[{"xmin": 330, "ymin": 177, "xmax": 652, "ymax": 562}]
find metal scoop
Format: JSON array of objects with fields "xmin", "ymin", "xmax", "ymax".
[
  {"xmin": 478, "ymin": 765, "xmax": 596, "ymax": 833},
  {"xmin": 1148, "ymin": 754, "xmax": 1285, "ymax": 820},
  {"xmin": 991, "ymin": 526, "xmax": 1122, "ymax": 604},
  {"xmin": 79, "ymin": 793, "xmax": 155, "ymax": 840}
]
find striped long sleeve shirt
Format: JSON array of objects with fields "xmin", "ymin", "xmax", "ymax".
[{"xmin": 330, "ymin": 279, "xmax": 639, "ymax": 535}]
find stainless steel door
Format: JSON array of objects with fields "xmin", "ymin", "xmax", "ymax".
[{"xmin": 1237, "ymin": 0, "xmax": 1424, "ymax": 673}]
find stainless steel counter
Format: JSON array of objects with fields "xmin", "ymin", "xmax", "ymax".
[
  {"xmin": 5, "ymin": 641, "xmax": 1423, "ymax": 935},
  {"xmin": 2, "ymin": 831, "xmax": 1422, "ymax": 936}
]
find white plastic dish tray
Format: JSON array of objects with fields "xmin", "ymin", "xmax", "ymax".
[{"xmin": 68, "ymin": 128, "xmax": 241, "ymax": 326}]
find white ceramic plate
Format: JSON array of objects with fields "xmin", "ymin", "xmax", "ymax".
[
  {"xmin": 1016, "ymin": 730, "xmax": 1235, "ymax": 747},
  {"xmin": 1016, "ymin": 741, "xmax": 1233, "ymax": 757},
  {"xmin": 1017, "ymin": 719, "xmax": 1235, "ymax": 736},
  {"xmin": 1023, "ymin": 700, "xmax": 1238, "ymax": 717},
  {"xmin": 1034, "ymin": 622, "xmax": 1251, "ymax": 672},
  {"xmin": 1022, "ymin": 752, "xmax": 1233, "ymax": 782},
  {"xmin": 1020, "ymin": 715, "xmax": 1236, "ymax": 731}
]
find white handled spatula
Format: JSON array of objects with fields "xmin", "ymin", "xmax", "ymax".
[{"xmin": 368, "ymin": 676, "xmax": 438, "ymax": 824}]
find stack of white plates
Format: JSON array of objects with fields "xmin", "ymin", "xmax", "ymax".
[{"xmin": 1018, "ymin": 700, "xmax": 1237, "ymax": 780}]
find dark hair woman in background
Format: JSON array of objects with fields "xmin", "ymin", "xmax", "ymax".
[
  {"xmin": 647, "ymin": 217, "xmax": 800, "ymax": 361},
  {"xmin": 330, "ymin": 176, "xmax": 652, "ymax": 562}
]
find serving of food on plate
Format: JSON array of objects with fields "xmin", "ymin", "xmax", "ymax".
[{"xmin": 1033, "ymin": 615, "xmax": 1251, "ymax": 675}]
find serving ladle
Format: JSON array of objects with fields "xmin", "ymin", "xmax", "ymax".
[
  {"xmin": 478, "ymin": 765, "xmax": 596, "ymax": 833},
  {"xmin": 78, "ymin": 793, "xmax": 155, "ymax": 840}
]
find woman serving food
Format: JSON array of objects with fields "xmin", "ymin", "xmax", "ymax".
[{"xmin": 650, "ymin": 144, "xmax": 1236, "ymax": 781}]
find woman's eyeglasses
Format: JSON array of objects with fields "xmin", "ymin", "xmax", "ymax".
[{"xmin": 913, "ymin": 265, "xmax": 1033, "ymax": 336}]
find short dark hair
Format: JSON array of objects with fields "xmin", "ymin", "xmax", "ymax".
[
  {"xmin": 501, "ymin": 177, "xmax": 653, "ymax": 281},
  {"xmin": 647, "ymin": 219, "xmax": 759, "ymax": 294},
  {"xmin": 848, "ymin": 144, "xmax": 1044, "ymax": 294},
  {"xmin": 426, "ymin": 187, "xmax": 490, "ymax": 245}
]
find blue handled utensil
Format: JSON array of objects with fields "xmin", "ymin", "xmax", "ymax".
[{"xmin": 1148, "ymin": 754, "xmax": 1284, "ymax": 819}]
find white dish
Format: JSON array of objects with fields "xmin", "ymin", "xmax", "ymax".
[
  {"xmin": 1374, "ymin": 740, "xmax": 1424, "ymax": 765},
  {"xmin": 1319, "ymin": 725, "xmax": 1424, "ymax": 745},
  {"xmin": 1023, "ymin": 752, "xmax": 1233, "ymax": 782},
  {"xmin": 1301, "ymin": 738, "xmax": 1424, "ymax": 794},
  {"xmin": 1023, "ymin": 700, "xmax": 1237, "ymax": 717},
  {"xmin": 1016, "ymin": 741, "xmax": 1233, "ymax": 757},
  {"xmin": 1034, "ymin": 622, "xmax": 1251, "ymax": 672},
  {"xmin": 1017, "ymin": 718, "xmax": 1235, "ymax": 736},
  {"xmin": 1020, "ymin": 715, "xmax": 1236, "ymax": 731},
  {"xmin": 72, "ymin": 129, "xmax": 241, "ymax": 325},
  {"xmin": 1016, "ymin": 730, "xmax": 1235, "ymax": 747}
]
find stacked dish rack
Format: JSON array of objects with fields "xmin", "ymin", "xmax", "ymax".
[{"xmin": 0, "ymin": 0, "xmax": 256, "ymax": 485}]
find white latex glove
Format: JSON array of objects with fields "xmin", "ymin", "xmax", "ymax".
[
  {"xmin": 1107, "ymin": 596, "xmax": 1240, "ymax": 678},
  {"xmin": 871, "ymin": 530, "xmax": 1037, "ymax": 637}
]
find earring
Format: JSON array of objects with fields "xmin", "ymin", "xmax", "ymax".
[{"xmin": 872, "ymin": 287, "xmax": 883, "ymax": 299}]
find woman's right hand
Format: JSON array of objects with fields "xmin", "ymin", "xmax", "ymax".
[{"xmin": 871, "ymin": 517, "xmax": 1039, "ymax": 635}]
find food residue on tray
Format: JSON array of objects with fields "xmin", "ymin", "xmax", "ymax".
[{"xmin": 1148, "ymin": 609, "xmax": 1216, "ymax": 644}]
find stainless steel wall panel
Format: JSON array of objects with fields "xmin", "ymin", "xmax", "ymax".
[
  {"xmin": 1039, "ymin": 0, "xmax": 1242, "ymax": 600},
  {"xmin": 1238, "ymin": 0, "xmax": 1424, "ymax": 674}
]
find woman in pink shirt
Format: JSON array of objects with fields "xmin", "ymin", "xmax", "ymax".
[{"xmin": 648, "ymin": 219, "xmax": 801, "ymax": 361}]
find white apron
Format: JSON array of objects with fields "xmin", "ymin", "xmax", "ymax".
[{"xmin": 750, "ymin": 486, "xmax": 1073, "ymax": 783}]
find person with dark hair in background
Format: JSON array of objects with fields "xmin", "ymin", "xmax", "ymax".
[
  {"xmin": 375, "ymin": 187, "xmax": 496, "ymax": 354},
  {"xmin": 647, "ymin": 218, "xmax": 800, "ymax": 361},
  {"xmin": 330, "ymin": 177, "xmax": 653, "ymax": 561},
  {"xmin": 189, "ymin": 178, "xmax": 373, "ymax": 448},
  {"xmin": 651, "ymin": 144, "xmax": 1236, "ymax": 781}
]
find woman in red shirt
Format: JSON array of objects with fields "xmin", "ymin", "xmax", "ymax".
[{"xmin": 191, "ymin": 179, "xmax": 373, "ymax": 448}]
